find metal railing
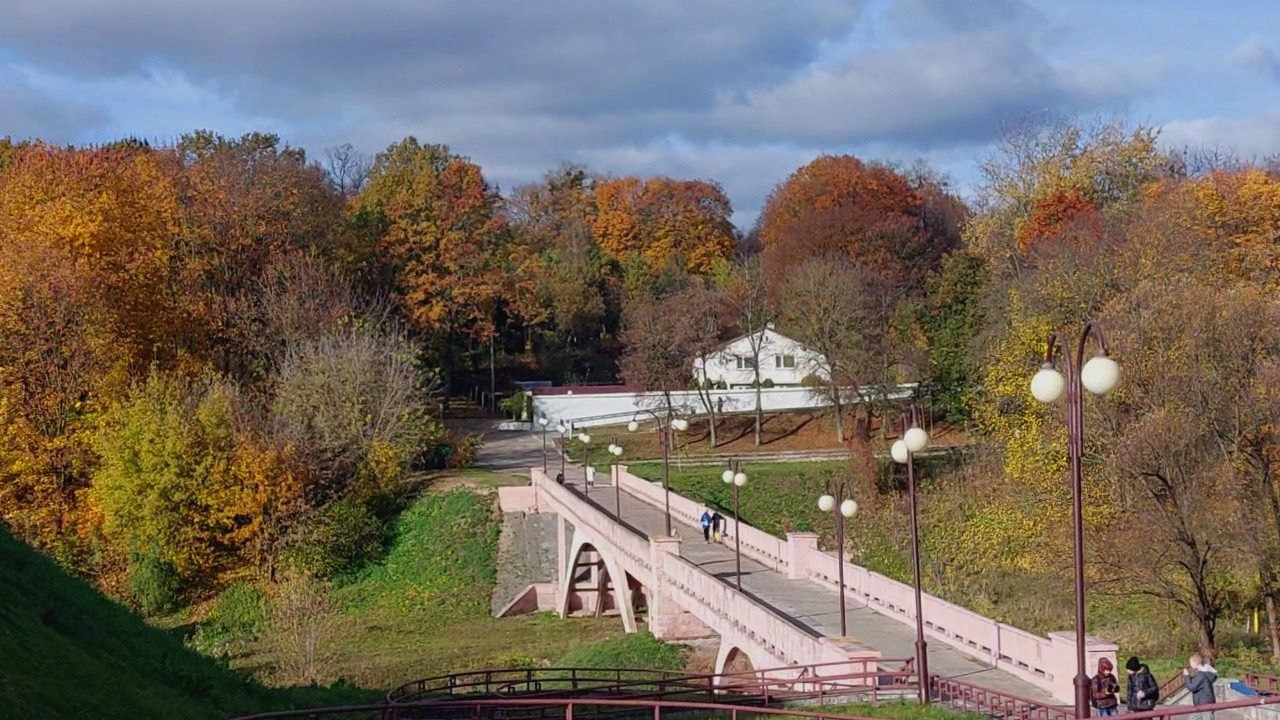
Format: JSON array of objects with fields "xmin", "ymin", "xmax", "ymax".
[
  {"xmin": 1245, "ymin": 672, "xmax": 1280, "ymax": 694},
  {"xmin": 931, "ymin": 676, "xmax": 1073, "ymax": 720}
]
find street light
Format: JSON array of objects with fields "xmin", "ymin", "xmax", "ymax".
[
  {"xmin": 721, "ymin": 462, "xmax": 748, "ymax": 590},
  {"xmin": 892, "ymin": 406, "xmax": 931, "ymax": 706},
  {"xmin": 556, "ymin": 422, "xmax": 569, "ymax": 478},
  {"xmin": 607, "ymin": 440, "xmax": 624, "ymax": 519},
  {"xmin": 628, "ymin": 411, "xmax": 688, "ymax": 536},
  {"xmin": 1030, "ymin": 321, "xmax": 1119, "ymax": 720},
  {"xmin": 578, "ymin": 431, "xmax": 592, "ymax": 491},
  {"xmin": 817, "ymin": 481, "xmax": 858, "ymax": 637},
  {"xmin": 537, "ymin": 415, "xmax": 549, "ymax": 472}
]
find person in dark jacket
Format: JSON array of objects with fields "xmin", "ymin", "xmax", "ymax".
[
  {"xmin": 1184, "ymin": 652, "xmax": 1217, "ymax": 720},
  {"xmin": 1126, "ymin": 656, "xmax": 1159, "ymax": 712},
  {"xmin": 711, "ymin": 511, "xmax": 724, "ymax": 542},
  {"xmin": 1091, "ymin": 657, "xmax": 1120, "ymax": 715}
]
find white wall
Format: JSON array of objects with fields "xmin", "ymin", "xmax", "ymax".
[{"xmin": 531, "ymin": 384, "xmax": 917, "ymax": 430}]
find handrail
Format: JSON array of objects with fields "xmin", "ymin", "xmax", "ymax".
[
  {"xmin": 389, "ymin": 658, "xmax": 915, "ymax": 704},
  {"xmin": 1246, "ymin": 671, "xmax": 1280, "ymax": 694},
  {"xmin": 533, "ymin": 469, "xmax": 844, "ymax": 664},
  {"xmin": 232, "ymin": 689, "xmax": 1280, "ymax": 720},
  {"xmin": 931, "ymin": 675, "xmax": 1073, "ymax": 720}
]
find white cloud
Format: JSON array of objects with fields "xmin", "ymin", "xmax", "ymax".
[
  {"xmin": 1160, "ymin": 113, "xmax": 1280, "ymax": 160},
  {"xmin": 1231, "ymin": 35, "xmax": 1280, "ymax": 81}
]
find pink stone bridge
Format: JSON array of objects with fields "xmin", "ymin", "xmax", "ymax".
[{"xmin": 498, "ymin": 464, "xmax": 1116, "ymax": 704}]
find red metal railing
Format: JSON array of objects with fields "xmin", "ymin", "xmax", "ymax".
[
  {"xmin": 1245, "ymin": 671, "xmax": 1280, "ymax": 694},
  {"xmin": 231, "ymin": 690, "xmax": 1280, "ymax": 720},
  {"xmin": 930, "ymin": 676, "xmax": 1073, "ymax": 720},
  {"xmin": 388, "ymin": 658, "xmax": 916, "ymax": 707}
]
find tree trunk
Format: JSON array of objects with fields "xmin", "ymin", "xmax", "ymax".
[
  {"xmin": 848, "ymin": 412, "xmax": 876, "ymax": 501},
  {"xmin": 830, "ymin": 380, "xmax": 845, "ymax": 443},
  {"xmin": 1265, "ymin": 573, "xmax": 1280, "ymax": 662},
  {"xmin": 753, "ymin": 367, "xmax": 763, "ymax": 446}
]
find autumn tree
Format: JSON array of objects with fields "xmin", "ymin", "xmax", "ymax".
[
  {"xmin": 756, "ymin": 155, "xmax": 960, "ymax": 291},
  {"xmin": 356, "ymin": 138, "xmax": 510, "ymax": 396},
  {"xmin": 778, "ymin": 257, "xmax": 892, "ymax": 444},
  {"xmin": 1094, "ymin": 276, "xmax": 1280, "ymax": 651},
  {"xmin": 921, "ymin": 252, "xmax": 989, "ymax": 421},
  {"xmin": 172, "ymin": 131, "xmax": 343, "ymax": 379},
  {"xmin": 593, "ymin": 176, "xmax": 736, "ymax": 275},
  {"xmin": 724, "ymin": 257, "xmax": 776, "ymax": 446},
  {"xmin": 619, "ymin": 290, "xmax": 696, "ymax": 420}
]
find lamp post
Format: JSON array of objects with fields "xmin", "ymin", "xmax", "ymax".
[
  {"xmin": 817, "ymin": 481, "xmax": 858, "ymax": 637},
  {"xmin": 891, "ymin": 407, "xmax": 931, "ymax": 705},
  {"xmin": 720, "ymin": 462, "xmax": 748, "ymax": 591},
  {"xmin": 537, "ymin": 415, "xmax": 549, "ymax": 472},
  {"xmin": 1030, "ymin": 321, "xmax": 1120, "ymax": 719},
  {"xmin": 628, "ymin": 413, "xmax": 688, "ymax": 536},
  {"xmin": 557, "ymin": 422, "xmax": 569, "ymax": 478},
  {"xmin": 607, "ymin": 439, "xmax": 624, "ymax": 519},
  {"xmin": 577, "ymin": 431, "xmax": 592, "ymax": 491}
]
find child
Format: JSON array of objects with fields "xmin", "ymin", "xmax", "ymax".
[{"xmin": 1091, "ymin": 657, "xmax": 1120, "ymax": 716}]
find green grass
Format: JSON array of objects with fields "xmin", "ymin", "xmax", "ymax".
[
  {"xmin": 623, "ymin": 460, "xmax": 848, "ymax": 541},
  {"xmin": 555, "ymin": 632, "xmax": 686, "ymax": 671},
  {"xmin": 0, "ymin": 525, "xmax": 371, "ymax": 720},
  {"xmin": 229, "ymin": 487, "xmax": 628, "ymax": 689}
]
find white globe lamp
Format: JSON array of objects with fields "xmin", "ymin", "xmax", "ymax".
[
  {"xmin": 818, "ymin": 494, "xmax": 836, "ymax": 512},
  {"xmin": 627, "ymin": 420, "xmax": 639, "ymax": 432},
  {"xmin": 840, "ymin": 499, "xmax": 858, "ymax": 518},
  {"xmin": 672, "ymin": 418, "xmax": 689, "ymax": 432},
  {"xmin": 722, "ymin": 469, "xmax": 735, "ymax": 484},
  {"xmin": 904, "ymin": 426, "xmax": 929, "ymax": 454},
  {"xmin": 891, "ymin": 439, "xmax": 909, "ymax": 465},
  {"xmin": 1081, "ymin": 355, "xmax": 1120, "ymax": 396},
  {"xmin": 1031, "ymin": 363, "xmax": 1066, "ymax": 403},
  {"xmin": 733, "ymin": 472, "xmax": 747, "ymax": 487}
]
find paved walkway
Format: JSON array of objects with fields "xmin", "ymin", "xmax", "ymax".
[{"xmin": 558, "ymin": 461, "xmax": 1059, "ymax": 704}]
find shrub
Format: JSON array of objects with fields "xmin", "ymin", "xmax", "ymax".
[
  {"xmin": 281, "ymin": 500, "xmax": 384, "ymax": 579},
  {"xmin": 445, "ymin": 433, "xmax": 483, "ymax": 469},
  {"xmin": 499, "ymin": 390, "xmax": 530, "ymax": 420},
  {"xmin": 268, "ymin": 572, "xmax": 336, "ymax": 685},
  {"xmin": 127, "ymin": 550, "xmax": 182, "ymax": 616},
  {"xmin": 206, "ymin": 581, "xmax": 266, "ymax": 639}
]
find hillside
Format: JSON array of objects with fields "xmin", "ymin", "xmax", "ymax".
[{"xmin": 0, "ymin": 526, "xmax": 368, "ymax": 720}]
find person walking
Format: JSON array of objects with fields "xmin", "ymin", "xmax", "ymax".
[
  {"xmin": 1185, "ymin": 652, "xmax": 1218, "ymax": 720},
  {"xmin": 711, "ymin": 510, "xmax": 724, "ymax": 543},
  {"xmin": 700, "ymin": 509, "xmax": 713, "ymax": 542},
  {"xmin": 1090, "ymin": 657, "xmax": 1120, "ymax": 716},
  {"xmin": 1125, "ymin": 656, "xmax": 1159, "ymax": 713}
]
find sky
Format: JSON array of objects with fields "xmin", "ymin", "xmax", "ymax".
[{"xmin": 3, "ymin": 0, "xmax": 1280, "ymax": 227}]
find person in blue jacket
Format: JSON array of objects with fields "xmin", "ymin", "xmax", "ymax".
[{"xmin": 700, "ymin": 509, "xmax": 713, "ymax": 542}]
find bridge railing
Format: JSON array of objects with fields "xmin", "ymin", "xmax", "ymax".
[
  {"xmin": 231, "ymin": 690, "xmax": 1280, "ymax": 720},
  {"xmin": 1245, "ymin": 671, "xmax": 1280, "ymax": 694},
  {"xmin": 533, "ymin": 468, "xmax": 872, "ymax": 675},
  {"xmin": 932, "ymin": 676, "xmax": 1073, "ymax": 720},
  {"xmin": 616, "ymin": 465, "xmax": 1091, "ymax": 700}
]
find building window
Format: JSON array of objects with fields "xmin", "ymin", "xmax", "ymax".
[
  {"xmin": 736, "ymin": 356, "xmax": 757, "ymax": 370},
  {"xmin": 775, "ymin": 355, "xmax": 795, "ymax": 369}
]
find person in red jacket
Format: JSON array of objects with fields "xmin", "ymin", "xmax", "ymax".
[{"xmin": 1091, "ymin": 657, "xmax": 1120, "ymax": 716}]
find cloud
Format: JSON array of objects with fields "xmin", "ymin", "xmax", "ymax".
[
  {"xmin": 1231, "ymin": 35, "xmax": 1280, "ymax": 81},
  {"xmin": 0, "ymin": 65, "xmax": 106, "ymax": 141},
  {"xmin": 1160, "ymin": 113, "xmax": 1280, "ymax": 160}
]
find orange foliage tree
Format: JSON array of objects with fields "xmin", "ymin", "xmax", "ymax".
[
  {"xmin": 1013, "ymin": 187, "xmax": 1103, "ymax": 254},
  {"xmin": 593, "ymin": 177, "xmax": 736, "ymax": 275},
  {"xmin": 356, "ymin": 138, "xmax": 510, "ymax": 389},
  {"xmin": 756, "ymin": 155, "xmax": 959, "ymax": 290}
]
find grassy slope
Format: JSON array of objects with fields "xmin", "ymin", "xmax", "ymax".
[
  {"xmin": 0, "ymin": 527, "xmax": 369, "ymax": 720},
  {"xmin": 232, "ymin": 484, "xmax": 626, "ymax": 688}
]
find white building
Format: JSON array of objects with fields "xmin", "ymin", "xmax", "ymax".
[{"xmin": 691, "ymin": 326, "xmax": 828, "ymax": 388}]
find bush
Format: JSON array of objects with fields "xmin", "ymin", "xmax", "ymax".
[
  {"xmin": 206, "ymin": 581, "xmax": 266, "ymax": 639},
  {"xmin": 281, "ymin": 501, "xmax": 385, "ymax": 579},
  {"xmin": 127, "ymin": 550, "xmax": 182, "ymax": 616},
  {"xmin": 555, "ymin": 632, "xmax": 684, "ymax": 671},
  {"xmin": 445, "ymin": 433, "xmax": 483, "ymax": 469},
  {"xmin": 499, "ymin": 390, "xmax": 530, "ymax": 420}
]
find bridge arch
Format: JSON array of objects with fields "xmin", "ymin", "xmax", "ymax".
[
  {"xmin": 556, "ymin": 533, "xmax": 637, "ymax": 633},
  {"xmin": 713, "ymin": 638, "xmax": 768, "ymax": 680}
]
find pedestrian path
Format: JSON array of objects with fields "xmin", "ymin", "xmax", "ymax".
[{"xmin": 561, "ymin": 463, "xmax": 1059, "ymax": 704}]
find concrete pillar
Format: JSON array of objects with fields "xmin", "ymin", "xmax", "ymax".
[
  {"xmin": 648, "ymin": 535, "xmax": 713, "ymax": 640},
  {"xmin": 786, "ymin": 532, "xmax": 819, "ymax": 580},
  {"xmin": 1047, "ymin": 631, "xmax": 1118, "ymax": 703}
]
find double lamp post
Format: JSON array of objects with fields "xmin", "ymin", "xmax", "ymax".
[
  {"xmin": 1030, "ymin": 321, "xmax": 1120, "ymax": 719},
  {"xmin": 628, "ymin": 412, "xmax": 688, "ymax": 537}
]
